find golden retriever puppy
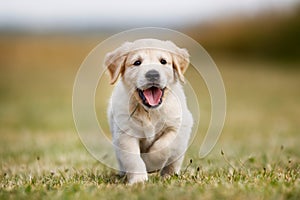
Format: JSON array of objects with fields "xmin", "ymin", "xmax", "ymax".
[{"xmin": 105, "ymin": 39, "xmax": 193, "ymax": 184}]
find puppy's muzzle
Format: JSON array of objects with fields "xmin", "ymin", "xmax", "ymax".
[
  {"xmin": 145, "ymin": 70, "xmax": 160, "ymax": 83},
  {"xmin": 137, "ymin": 69, "xmax": 165, "ymax": 109}
]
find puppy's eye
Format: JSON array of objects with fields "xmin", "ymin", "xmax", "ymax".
[
  {"xmin": 133, "ymin": 60, "xmax": 142, "ymax": 66},
  {"xmin": 160, "ymin": 58, "xmax": 167, "ymax": 65}
]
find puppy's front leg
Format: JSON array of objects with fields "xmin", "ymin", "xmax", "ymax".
[
  {"xmin": 142, "ymin": 130, "xmax": 177, "ymax": 173},
  {"xmin": 115, "ymin": 133, "xmax": 148, "ymax": 184}
]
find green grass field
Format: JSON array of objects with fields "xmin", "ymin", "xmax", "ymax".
[{"xmin": 0, "ymin": 36, "xmax": 299, "ymax": 199}]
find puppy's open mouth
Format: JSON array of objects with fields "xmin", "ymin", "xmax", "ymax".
[{"xmin": 137, "ymin": 86, "xmax": 165, "ymax": 108}]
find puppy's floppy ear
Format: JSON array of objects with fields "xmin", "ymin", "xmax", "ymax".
[
  {"xmin": 169, "ymin": 42, "xmax": 190, "ymax": 83},
  {"xmin": 104, "ymin": 42, "xmax": 131, "ymax": 84}
]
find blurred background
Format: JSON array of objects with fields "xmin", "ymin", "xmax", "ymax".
[{"xmin": 0, "ymin": 0, "xmax": 299, "ymax": 171}]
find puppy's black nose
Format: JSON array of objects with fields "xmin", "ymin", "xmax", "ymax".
[{"xmin": 145, "ymin": 70, "xmax": 160, "ymax": 82}]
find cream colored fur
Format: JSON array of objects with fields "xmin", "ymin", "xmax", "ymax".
[{"xmin": 104, "ymin": 39, "xmax": 193, "ymax": 184}]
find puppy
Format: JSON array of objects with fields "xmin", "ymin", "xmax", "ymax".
[{"xmin": 104, "ymin": 39, "xmax": 193, "ymax": 184}]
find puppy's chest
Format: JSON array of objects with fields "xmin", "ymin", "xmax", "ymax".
[
  {"xmin": 132, "ymin": 107, "xmax": 178, "ymax": 152},
  {"xmin": 137, "ymin": 114, "xmax": 166, "ymax": 153},
  {"xmin": 132, "ymin": 108, "xmax": 165, "ymax": 135}
]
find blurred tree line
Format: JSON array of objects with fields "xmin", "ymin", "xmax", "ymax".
[{"xmin": 186, "ymin": 5, "xmax": 300, "ymax": 63}]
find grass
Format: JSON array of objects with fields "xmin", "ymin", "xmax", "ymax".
[
  {"xmin": 0, "ymin": 149, "xmax": 299, "ymax": 199},
  {"xmin": 0, "ymin": 36, "xmax": 299, "ymax": 199}
]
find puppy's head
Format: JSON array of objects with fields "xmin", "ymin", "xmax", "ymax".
[{"xmin": 104, "ymin": 39, "xmax": 189, "ymax": 109}]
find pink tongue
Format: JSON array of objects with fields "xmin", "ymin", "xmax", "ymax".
[{"xmin": 143, "ymin": 87, "xmax": 162, "ymax": 106}]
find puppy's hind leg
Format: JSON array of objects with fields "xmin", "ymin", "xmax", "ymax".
[{"xmin": 160, "ymin": 156, "xmax": 184, "ymax": 178}]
